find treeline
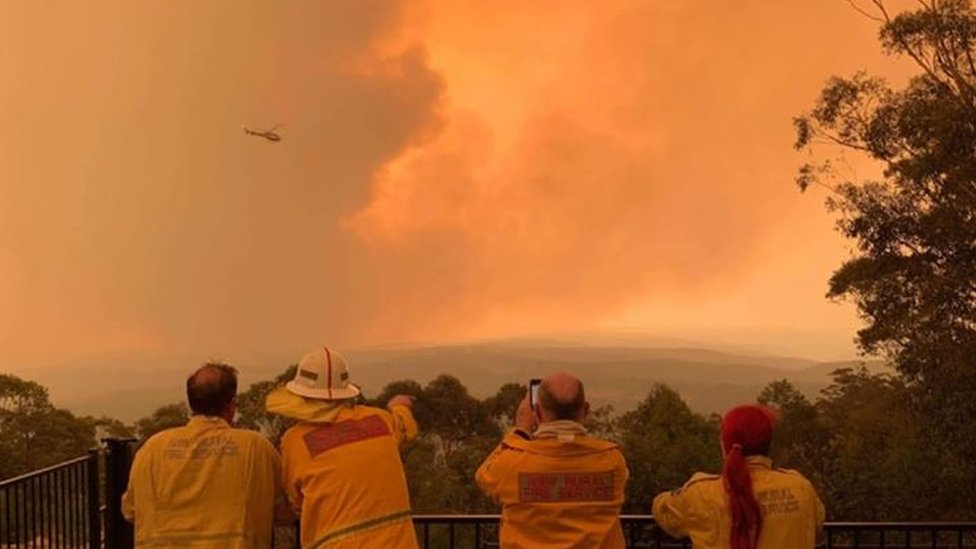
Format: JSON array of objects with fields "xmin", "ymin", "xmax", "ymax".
[
  {"xmin": 0, "ymin": 374, "xmax": 133, "ymax": 479},
  {"xmin": 3, "ymin": 364, "xmax": 972, "ymax": 520}
]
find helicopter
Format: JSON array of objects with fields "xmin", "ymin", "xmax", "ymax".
[{"xmin": 243, "ymin": 124, "xmax": 282, "ymax": 142}]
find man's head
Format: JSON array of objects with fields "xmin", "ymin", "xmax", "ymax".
[
  {"xmin": 537, "ymin": 372, "xmax": 589, "ymax": 423},
  {"xmin": 186, "ymin": 362, "xmax": 239, "ymax": 422}
]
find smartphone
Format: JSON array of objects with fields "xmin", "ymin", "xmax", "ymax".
[{"xmin": 529, "ymin": 378, "xmax": 542, "ymax": 409}]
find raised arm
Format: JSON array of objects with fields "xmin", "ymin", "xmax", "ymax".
[{"xmin": 386, "ymin": 395, "xmax": 419, "ymax": 444}]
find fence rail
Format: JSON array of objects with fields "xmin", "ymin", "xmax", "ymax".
[
  {"xmin": 0, "ymin": 451, "xmax": 100, "ymax": 549},
  {"xmin": 823, "ymin": 522, "xmax": 976, "ymax": 549},
  {"xmin": 411, "ymin": 515, "xmax": 976, "ymax": 549},
  {"xmin": 3, "ymin": 446, "xmax": 976, "ymax": 548}
]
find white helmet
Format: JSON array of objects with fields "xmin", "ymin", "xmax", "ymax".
[{"xmin": 285, "ymin": 347, "xmax": 361, "ymax": 400}]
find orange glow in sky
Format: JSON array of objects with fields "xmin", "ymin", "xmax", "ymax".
[{"xmin": 0, "ymin": 1, "xmax": 919, "ymax": 373}]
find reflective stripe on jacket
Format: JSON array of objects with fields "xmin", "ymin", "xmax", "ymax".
[
  {"xmin": 278, "ymin": 404, "xmax": 419, "ymax": 549},
  {"xmin": 476, "ymin": 425, "xmax": 629, "ymax": 549},
  {"xmin": 652, "ymin": 456, "xmax": 826, "ymax": 549},
  {"xmin": 121, "ymin": 416, "xmax": 281, "ymax": 549}
]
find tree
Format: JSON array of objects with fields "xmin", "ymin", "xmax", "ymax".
[
  {"xmin": 794, "ymin": 0, "xmax": 976, "ymax": 504},
  {"xmin": 421, "ymin": 375, "xmax": 500, "ymax": 448},
  {"xmin": 356, "ymin": 376, "xmax": 501, "ymax": 514},
  {"xmin": 617, "ymin": 384, "xmax": 720, "ymax": 513},
  {"xmin": 135, "ymin": 403, "xmax": 190, "ymax": 441},
  {"xmin": 483, "ymin": 382, "xmax": 525, "ymax": 430},
  {"xmin": 757, "ymin": 380, "xmax": 827, "ymax": 484},
  {"xmin": 585, "ymin": 404, "xmax": 620, "ymax": 442},
  {"xmin": 814, "ymin": 367, "xmax": 962, "ymax": 519},
  {"xmin": 0, "ymin": 374, "xmax": 48, "ymax": 414},
  {"xmin": 237, "ymin": 365, "xmax": 297, "ymax": 443},
  {"xmin": 88, "ymin": 415, "xmax": 136, "ymax": 440},
  {"xmin": 371, "ymin": 379, "xmax": 426, "ymax": 418},
  {"xmin": 0, "ymin": 374, "xmax": 98, "ymax": 478}
]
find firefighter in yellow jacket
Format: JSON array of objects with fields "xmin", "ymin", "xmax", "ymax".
[
  {"xmin": 122, "ymin": 362, "xmax": 286, "ymax": 549},
  {"xmin": 266, "ymin": 347, "xmax": 419, "ymax": 549},
  {"xmin": 476, "ymin": 372, "xmax": 629, "ymax": 548},
  {"xmin": 652, "ymin": 405, "xmax": 825, "ymax": 549}
]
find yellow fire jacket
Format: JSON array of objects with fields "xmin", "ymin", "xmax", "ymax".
[
  {"xmin": 475, "ymin": 422, "xmax": 629, "ymax": 549},
  {"xmin": 652, "ymin": 456, "xmax": 825, "ymax": 549},
  {"xmin": 268, "ymin": 389, "xmax": 419, "ymax": 549},
  {"xmin": 121, "ymin": 416, "xmax": 281, "ymax": 549}
]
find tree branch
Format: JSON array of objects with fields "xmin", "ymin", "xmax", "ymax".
[
  {"xmin": 964, "ymin": 47, "xmax": 976, "ymax": 78},
  {"xmin": 813, "ymin": 179, "xmax": 844, "ymax": 196},
  {"xmin": 870, "ymin": 0, "xmax": 892, "ymax": 22},
  {"xmin": 811, "ymin": 136, "xmax": 874, "ymax": 153},
  {"xmin": 845, "ymin": 0, "xmax": 886, "ymax": 22}
]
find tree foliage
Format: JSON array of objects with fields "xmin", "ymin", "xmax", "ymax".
[
  {"xmin": 0, "ymin": 374, "xmax": 99, "ymax": 479},
  {"xmin": 420, "ymin": 375, "xmax": 500, "ymax": 447},
  {"xmin": 795, "ymin": 0, "xmax": 976, "ymax": 502},
  {"xmin": 758, "ymin": 379, "xmax": 827, "ymax": 482},
  {"xmin": 758, "ymin": 370, "xmax": 970, "ymax": 520},
  {"xmin": 393, "ymin": 375, "xmax": 500, "ymax": 513},
  {"xmin": 483, "ymin": 382, "xmax": 525, "ymax": 430},
  {"xmin": 135, "ymin": 403, "xmax": 189, "ymax": 441},
  {"xmin": 236, "ymin": 365, "xmax": 298, "ymax": 444},
  {"xmin": 89, "ymin": 416, "xmax": 136, "ymax": 439},
  {"xmin": 617, "ymin": 384, "xmax": 721, "ymax": 513},
  {"xmin": 7, "ymin": 363, "xmax": 976, "ymax": 518}
]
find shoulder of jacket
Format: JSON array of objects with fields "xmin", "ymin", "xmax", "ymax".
[
  {"xmin": 141, "ymin": 425, "xmax": 182, "ymax": 446},
  {"xmin": 354, "ymin": 404, "xmax": 392, "ymax": 418},
  {"xmin": 499, "ymin": 432, "xmax": 531, "ymax": 451},
  {"xmin": 230, "ymin": 426, "xmax": 259, "ymax": 437},
  {"xmin": 772, "ymin": 467, "xmax": 805, "ymax": 477},
  {"xmin": 684, "ymin": 472, "xmax": 721, "ymax": 489},
  {"xmin": 560, "ymin": 436, "xmax": 620, "ymax": 452},
  {"xmin": 772, "ymin": 468, "xmax": 817, "ymax": 490},
  {"xmin": 280, "ymin": 424, "xmax": 306, "ymax": 443},
  {"xmin": 661, "ymin": 472, "xmax": 720, "ymax": 499},
  {"xmin": 590, "ymin": 437, "xmax": 622, "ymax": 451},
  {"xmin": 599, "ymin": 441, "xmax": 630, "ymax": 463},
  {"xmin": 233, "ymin": 428, "xmax": 273, "ymax": 446}
]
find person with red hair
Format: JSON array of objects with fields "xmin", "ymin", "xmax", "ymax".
[{"xmin": 652, "ymin": 404, "xmax": 825, "ymax": 549}]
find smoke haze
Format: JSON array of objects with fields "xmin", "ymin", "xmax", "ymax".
[{"xmin": 0, "ymin": 1, "xmax": 918, "ymax": 373}]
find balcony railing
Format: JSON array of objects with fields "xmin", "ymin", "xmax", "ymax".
[
  {"xmin": 823, "ymin": 522, "xmax": 976, "ymax": 549},
  {"xmin": 3, "ymin": 444, "xmax": 976, "ymax": 548},
  {"xmin": 410, "ymin": 514, "xmax": 685, "ymax": 548},
  {"xmin": 0, "ymin": 451, "xmax": 100, "ymax": 549},
  {"xmin": 410, "ymin": 515, "xmax": 976, "ymax": 549}
]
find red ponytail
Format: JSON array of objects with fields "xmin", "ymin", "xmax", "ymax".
[{"xmin": 721, "ymin": 405, "xmax": 775, "ymax": 549}]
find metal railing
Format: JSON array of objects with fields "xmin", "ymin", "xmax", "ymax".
[
  {"xmin": 281, "ymin": 516, "xmax": 675, "ymax": 549},
  {"xmin": 823, "ymin": 522, "xmax": 976, "ymax": 548},
  {"xmin": 100, "ymin": 439, "xmax": 135, "ymax": 549},
  {"xmin": 3, "ymin": 442, "xmax": 976, "ymax": 549},
  {"xmin": 410, "ymin": 515, "xmax": 689, "ymax": 548},
  {"xmin": 410, "ymin": 515, "xmax": 976, "ymax": 548},
  {"xmin": 0, "ymin": 451, "xmax": 100, "ymax": 549}
]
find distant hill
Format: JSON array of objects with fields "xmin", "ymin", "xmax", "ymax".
[{"xmin": 32, "ymin": 342, "xmax": 887, "ymax": 422}]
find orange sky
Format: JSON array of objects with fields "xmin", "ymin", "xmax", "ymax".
[{"xmin": 0, "ymin": 1, "xmax": 919, "ymax": 373}]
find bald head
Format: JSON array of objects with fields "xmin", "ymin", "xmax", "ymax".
[
  {"xmin": 538, "ymin": 372, "xmax": 588, "ymax": 422},
  {"xmin": 186, "ymin": 362, "xmax": 238, "ymax": 417}
]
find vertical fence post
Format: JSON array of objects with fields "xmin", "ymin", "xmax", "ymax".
[
  {"xmin": 86, "ymin": 449, "xmax": 102, "ymax": 549},
  {"xmin": 103, "ymin": 438, "xmax": 136, "ymax": 549}
]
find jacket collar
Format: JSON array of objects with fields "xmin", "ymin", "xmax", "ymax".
[
  {"xmin": 265, "ymin": 386, "xmax": 351, "ymax": 423},
  {"xmin": 504, "ymin": 422, "xmax": 618, "ymax": 455},
  {"xmin": 187, "ymin": 415, "xmax": 230, "ymax": 428},
  {"xmin": 745, "ymin": 455, "xmax": 773, "ymax": 469},
  {"xmin": 534, "ymin": 420, "xmax": 588, "ymax": 442}
]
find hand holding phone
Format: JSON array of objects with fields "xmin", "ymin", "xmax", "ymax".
[
  {"xmin": 515, "ymin": 379, "xmax": 542, "ymax": 433},
  {"xmin": 529, "ymin": 378, "xmax": 542, "ymax": 410}
]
